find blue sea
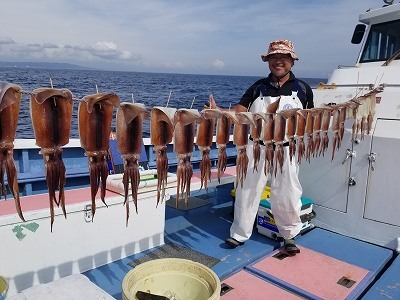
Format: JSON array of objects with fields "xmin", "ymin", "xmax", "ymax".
[{"xmin": 0, "ymin": 68, "xmax": 326, "ymax": 139}]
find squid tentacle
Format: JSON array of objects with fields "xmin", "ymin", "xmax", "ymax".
[
  {"xmin": 297, "ymin": 137, "xmax": 305, "ymax": 164},
  {"xmin": 42, "ymin": 148, "xmax": 66, "ymax": 207},
  {"xmin": 217, "ymin": 144, "xmax": 227, "ymax": 183},
  {"xmin": 319, "ymin": 132, "xmax": 329, "ymax": 156},
  {"xmin": 0, "ymin": 162, "xmax": 6, "ymax": 199},
  {"xmin": 87, "ymin": 150, "xmax": 109, "ymax": 221},
  {"xmin": 367, "ymin": 114, "xmax": 373, "ymax": 135},
  {"xmin": 46, "ymin": 151, "xmax": 66, "ymax": 231},
  {"xmin": 306, "ymin": 135, "xmax": 314, "ymax": 162},
  {"xmin": 264, "ymin": 142, "xmax": 274, "ymax": 175},
  {"xmin": 355, "ymin": 119, "xmax": 361, "ymax": 140},
  {"xmin": 122, "ymin": 153, "xmax": 140, "ymax": 226},
  {"xmin": 274, "ymin": 143, "xmax": 284, "ymax": 176},
  {"xmin": 176, "ymin": 153, "xmax": 193, "ymax": 209},
  {"xmin": 235, "ymin": 145, "xmax": 248, "ymax": 189},
  {"xmin": 289, "ymin": 137, "xmax": 296, "ymax": 163},
  {"xmin": 155, "ymin": 145, "xmax": 168, "ymax": 206},
  {"xmin": 360, "ymin": 116, "xmax": 367, "ymax": 140},
  {"xmin": 313, "ymin": 133, "xmax": 321, "ymax": 157},
  {"xmin": 331, "ymin": 132, "xmax": 340, "ymax": 161},
  {"xmin": 37, "ymin": 152, "xmax": 61, "ymax": 226},
  {"xmin": 42, "ymin": 148, "xmax": 67, "ymax": 231},
  {"xmin": 185, "ymin": 157, "xmax": 193, "ymax": 207},
  {"xmin": 199, "ymin": 147, "xmax": 211, "ymax": 190},
  {"xmin": 0, "ymin": 144, "xmax": 25, "ymax": 222},
  {"xmin": 252, "ymin": 140, "xmax": 261, "ymax": 172}
]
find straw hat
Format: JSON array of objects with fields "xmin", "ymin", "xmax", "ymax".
[{"xmin": 261, "ymin": 39, "xmax": 299, "ymax": 62}]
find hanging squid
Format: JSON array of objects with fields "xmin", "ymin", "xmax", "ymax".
[
  {"xmin": 296, "ymin": 109, "xmax": 309, "ymax": 164},
  {"xmin": 251, "ymin": 114, "xmax": 263, "ymax": 172},
  {"xmin": 215, "ymin": 111, "xmax": 233, "ymax": 183},
  {"xmin": 358, "ymin": 99, "xmax": 371, "ymax": 141},
  {"xmin": 174, "ymin": 108, "xmax": 201, "ymax": 208},
  {"xmin": 255, "ymin": 111, "xmax": 274, "ymax": 175},
  {"xmin": 319, "ymin": 106, "xmax": 333, "ymax": 157},
  {"xmin": 30, "ymin": 88, "xmax": 73, "ymax": 231},
  {"xmin": 347, "ymin": 100, "xmax": 361, "ymax": 141},
  {"xmin": 353, "ymin": 101, "xmax": 363, "ymax": 141},
  {"xmin": 273, "ymin": 111, "xmax": 286, "ymax": 176},
  {"xmin": 338, "ymin": 104, "xmax": 348, "ymax": 142},
  {"xmin": 362, "ymin": 84, "xmax": 384, "ymax": 135},
  {"xmin": 305, "ymin": 109, "xmax": 315, "ymax": 162},
  {"xmin": 261, "ymin": 98, "xmax": 281, "ymax": 174},
  {"xmin": 0, "ymin": 82, "xmax": 24, "ymax": 222},
  {"xmin": 150, "ymin": 106, "xmax": 176, "ymax": 206},
  {"xmin": 352, "ymin": 93, "xmax": 373, "ymax": 141},
  {"xmin": 330, "ymin": 105, "xmax": 341, "ymax": 161},
  {"xmin": 116, "ymin": 102, "xmax": 149, "ymax": 226},
  {"xmin": 233, "ymin": 111, "xmax": 254, "ymax": 189},
  {"xmin": 352, "ymin": 84, "xmax": 384, "ymax": 140},
  {"xmin": 78, "ymin": 92, "xmax": 120, "ymax": 221},
  {"xmin": 196, "ymin": 105, "xmax": 220, "ymax": 190},
  {"xmin": 279, "ymin": 108, "xmax": 299, "ymax": 163},
  {"xmin": 311, "ymin": 108, "xmax": 325, "ymax": 157}
]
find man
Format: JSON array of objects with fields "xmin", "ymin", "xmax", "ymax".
[{"xmin": 209, "ymin": 39, "xmax": 313, "ymax": 255}]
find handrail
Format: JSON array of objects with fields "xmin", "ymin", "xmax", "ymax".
[{"xmin": 382, "ymin": 48, "xmax": 400, "ymax": 66}]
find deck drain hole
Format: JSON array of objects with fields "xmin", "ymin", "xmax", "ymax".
[
  {"xmin": 273, "ymin": 252, "xmax": 289, "ymax": 260},
  {"xmin": 337, "ymin": 276, "xmax": 356, "ymax": 288},
  {"xmin": 220, "ymin": 283, "xmax": 234, "ymax": 296}
]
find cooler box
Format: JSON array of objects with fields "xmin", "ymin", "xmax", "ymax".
[{"xmin": 257, "ymin": 197, "xmax": 314, "ymax": 240}]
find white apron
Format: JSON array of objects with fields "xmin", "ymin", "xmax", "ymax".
[{"xmin": 230, "ymin": 92, "xmax": 304, "ymax": 241}]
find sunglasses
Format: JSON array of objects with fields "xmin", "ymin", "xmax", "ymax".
[{"xmin": 268, "ymin": 54, "xmax": 292, "ymax": 61}]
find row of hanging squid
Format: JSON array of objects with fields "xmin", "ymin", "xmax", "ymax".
[{"xmin": 0, "ymin": 81, "xmax": 384, "ymax": 231}]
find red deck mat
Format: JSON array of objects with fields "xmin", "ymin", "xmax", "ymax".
[
  {"xmin": 221, "ymin": 270, "xmax": 303, "ymax": 299},
  {"xmin": 247, "ymin": 245, "xmax": 373, "ymax": 300}
]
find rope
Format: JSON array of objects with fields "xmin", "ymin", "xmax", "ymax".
[
  {"xmin": 17, "ymin": 87, "xmax": 203, "ymax": 110},
  {"xmin": 19, "ymin": 90, "xmax": 34, "ymax": 96},
  {"xmin": 18, "ymin": 89, "xmax": 113, "ymax": 104},
  {"xmin": 17, "ymin": 89, "xmax": 172, "ymax": 110},
  {"xmin": 19, "ymin": 89, "xmax": 84, "ymax": 103}
]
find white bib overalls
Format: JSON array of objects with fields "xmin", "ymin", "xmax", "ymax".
[{"xmin": 230, "ymin": 92, "xmax": 304, "ymax": 242}]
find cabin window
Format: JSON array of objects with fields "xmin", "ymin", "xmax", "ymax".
[{"xmin": 360, "ymin": 20, "xmax": 400, "ymax": 62}]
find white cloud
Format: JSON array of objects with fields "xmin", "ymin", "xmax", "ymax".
[
  {"xmin": 91, "ymin": 41, "xmax": 132, "ymax": 60},
  {"xmin": 213, "ymin": 59, "xmax": 225, "ymax": 69},
  {"xmin": 0, "ymin": 39, "xmax": 135, "ymax": 64}
]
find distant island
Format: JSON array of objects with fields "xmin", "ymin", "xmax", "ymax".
[{"xmin": 0, "ymin": 61, "xmax": 93, "ymax": 70}]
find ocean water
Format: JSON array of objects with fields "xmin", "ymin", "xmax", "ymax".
[{"xmin": 0, "ymin": 68, "xmax": 326, "ymax": 139}]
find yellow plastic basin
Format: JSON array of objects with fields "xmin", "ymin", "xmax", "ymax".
[
  {"xmin": 0, "ymin": 276, "xmax": 8, "ymax": 298},
  {"xmin": 122, "ymin": 258, "xmax": 221, "ymax": 300}
]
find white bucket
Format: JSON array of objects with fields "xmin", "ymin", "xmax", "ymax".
[
  {"xmin": 0, "ymin": 276, "xmax": 8, "ymax": 300},
  {"xmin": 122, "ymin": 258, "xmax": 221, "ymax": 300}
]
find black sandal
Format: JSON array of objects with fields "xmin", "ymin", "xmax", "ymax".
[
  {"xmin": 225, "ymin": 237, "xmax": 245, "ymax": 248},
  {"xmin": 284, "ymin": 240, "xmax": 300, "ymax": 255}
]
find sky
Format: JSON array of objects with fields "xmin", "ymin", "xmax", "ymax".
[{"xmin": 0, "ymin": 0, "xmax": 386, "ymax": 78}]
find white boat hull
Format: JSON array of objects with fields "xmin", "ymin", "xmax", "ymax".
[
  {"xmin": 300, "ymin": 63, "xmax": 400, "ymax": 252},
  {"xmin": 0, "ymin": 188, "xmax": 166, "ymax": 296}
]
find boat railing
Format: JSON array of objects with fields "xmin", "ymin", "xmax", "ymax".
[{"xmin": 5, "ymin": 135, "xmax": 238, "ymax": 197}]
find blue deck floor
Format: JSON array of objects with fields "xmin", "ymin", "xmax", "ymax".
[{"xmin": 84, "ymin": 182, "xmax": 398, "ymax": 300}]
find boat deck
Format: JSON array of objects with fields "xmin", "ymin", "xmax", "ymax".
[{"xmin": 82, "ymin": 182, "xmax": 399, "ymax": 300}]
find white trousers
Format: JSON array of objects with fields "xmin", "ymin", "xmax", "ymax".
[{"xmin": 230, "ymin": 141, "xmax": 303, "ymax": 242}]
